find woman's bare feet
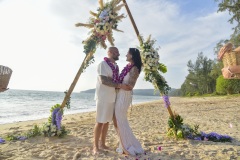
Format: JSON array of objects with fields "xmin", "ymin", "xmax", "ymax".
[{"xmin": 92, "ymin": 146, "xmax": 100, "ymax": 155}]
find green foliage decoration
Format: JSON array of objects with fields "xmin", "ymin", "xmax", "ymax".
[
  {"xmin": 5, "ymin": 134, "xmax": 19, "ymax": 141},
  {"xmin": 25, "ymin": 124, "xmax": 42, "ymax": 138},
  {"xmin": 48, "ymin": 104, "xmax": 61, "ymax": 124},
  {"xmin": 167, "ymin": 112, "xmax": 200, "ymax": 139}
]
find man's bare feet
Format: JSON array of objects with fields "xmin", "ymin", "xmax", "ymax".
[
  {"xmin": 92, "ymin": 146, "xmax": 100, "ymax": 155},
  {"xmin": 99, "ymin": 144, "xmax": 109, "ymax": 150},
  {"xmin": 99, "ymin": 141, "xmax": 109, "ymax": 150}
]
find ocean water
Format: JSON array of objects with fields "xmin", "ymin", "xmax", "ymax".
[{"xmin": 0, "ymin": 89, "xmax": 160, "ymax": 124}]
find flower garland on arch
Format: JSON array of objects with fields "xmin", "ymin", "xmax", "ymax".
[
  {"xmin": 75, "ymin": 0, "xmax": 126, "ymax": 69},
  {"xmin": 139, "ymin": 35, "xmax": 170, "ymax": 94}
]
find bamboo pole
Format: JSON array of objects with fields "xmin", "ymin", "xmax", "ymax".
[
  {"xmin": 122, "ymin": 0, "xmax": 143, "ymax": 45},
  {"xmin": 167, "ymin": 106, "xmax": 174, "ymax": 118},
  {"xmin": 60, "ymin": 52, "xmax": 94, "ymax": 109},
  {"xmin": 122, "ymin": 0, "xmax": 174, "ymax": 118}
]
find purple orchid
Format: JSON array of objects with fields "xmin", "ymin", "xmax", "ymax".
[
  {"xmin": 104, "ymin": 57, "xmax": 119, "ymax": 83},
  {"xmin": 118, "ymin": 63, "xmax": 134, "ymax": 83},
  {"xmin": 55, "ymin": 109, "xmax": 63, "ymax": 130},
  {"xmin": 52, "ymin": 107, "xmax": 60, "ymax": 125},
  {"xmin": 52, "ymin": 107, "xmax": 62, "ymax": 130},
  {"xmin": 163, "ymin": 95, "xmax": 170, "ymax": 108},
  {"xmin": 200, "ymin": 132, "xmax": 232, "ymax": 142},
  {"xmin": 0, "ymin": 138, "xmax": 5, "ymax": 144},
  {"xmin": 17, "ymin": 136, "xmax": 27, "ymax": 141}
]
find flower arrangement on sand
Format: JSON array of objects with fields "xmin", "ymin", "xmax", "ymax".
[
  {"xmin": 42, "ymin": 91, "xmax": 71, "ymax": 137},
  {"xmin": 0, "ymin": 92, "xmax": 70, "ymax": 143},
  {"xmin": 166, "ymin": 112, "xmax": 232, "ymax": 142},
  {"xmin": 42, "ymin": 104, "xmax": 69, "ymax": 137}
]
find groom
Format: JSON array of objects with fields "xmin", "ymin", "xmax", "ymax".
[{"xmin": 93, "ymin": 47, "xmax": 131, "ymax": 154}]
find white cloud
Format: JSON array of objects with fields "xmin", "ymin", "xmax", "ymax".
[{"xmin": 0, "ymin": 0, "xmax": 235, "ymax": 92}]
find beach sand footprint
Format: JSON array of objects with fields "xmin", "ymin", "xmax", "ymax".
[{"xmin": 9, "ymin": 127, "xmax": 19, "ymax": 130}]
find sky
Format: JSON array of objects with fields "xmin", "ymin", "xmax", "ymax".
[{"xmin": 0, "ymin": 0, "xmax": 234, "ymax": 92}]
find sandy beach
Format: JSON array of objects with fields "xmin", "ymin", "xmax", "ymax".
[{"xmin": 0, "ymin": 96, "xmax": 240, "ymax": 160}]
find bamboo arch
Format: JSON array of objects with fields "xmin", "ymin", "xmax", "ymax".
[{"xmin": 60, "ymin": 0, "xmax": 174, "ymax": 118}]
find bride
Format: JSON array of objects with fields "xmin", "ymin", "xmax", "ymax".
[{"xmin": 114, "ymin": 48, "xmax": 144, "ymax": 155}]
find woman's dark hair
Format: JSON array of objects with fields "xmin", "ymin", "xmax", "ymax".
[{"xmin": 129, "ymin": 48, "xmax": 143, "ymax": 73}]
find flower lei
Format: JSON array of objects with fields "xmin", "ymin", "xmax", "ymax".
[
  {"xmin": 104, "ymin": 57, "xmax": 134, "ymax": 83},
  {"xmin": 104, "ymin": 57, "xmax": 119, "ymax": 83},
  {"xmin": 118, "ymin": 63, "xmax": 134, "ymax": 83}
]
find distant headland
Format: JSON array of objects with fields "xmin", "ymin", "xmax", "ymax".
[{"xmin": 81, "ymin": 88, "xmax": 180, "ymax": 96}]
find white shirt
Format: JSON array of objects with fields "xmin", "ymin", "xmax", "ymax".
[{"xmin": 94, "ymin": 61, "xmax": 117, "ymax": 102}]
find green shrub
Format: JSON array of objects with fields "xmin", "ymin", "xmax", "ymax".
[{"xmin": 216, "ymin": 75, "xmax": 240, "ymax": 95}]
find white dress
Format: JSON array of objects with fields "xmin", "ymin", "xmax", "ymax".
[{"xmin": 115, "ymin": 67, "xmax": 144, "ymax": 155}]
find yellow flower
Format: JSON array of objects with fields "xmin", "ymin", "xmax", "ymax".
[
  {"xmin": 103, "ymin": 25, "xmax": 107, "ymax": 31},
  {"xmin": 99, "ymin": 30, "xmax": 105, "ymax": 35},
  {"xmin": 109, "ymin": 14, "xmax": 114, "ymax": 18}
]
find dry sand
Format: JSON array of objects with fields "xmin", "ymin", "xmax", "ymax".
[{"xmin": 0, "ymin": 96, "xmax": 240, "ymax": 160}]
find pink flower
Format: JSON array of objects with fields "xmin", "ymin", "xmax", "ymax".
[
  {"xmin": 157, "ymin": 146, "xmax": 162, "ymax": 151},
  {"xmin": 102, "ymin": 35, "xmax": 106, "ymax": 40},
  {"xmin": 229, "ymin": 123, "xmax": 233, "ymax": 128},
  {"xmin": 95, "ymin": 19, "xmax": 100, "ymax": 23}
]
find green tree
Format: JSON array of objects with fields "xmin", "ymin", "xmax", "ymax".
[
  {"xmin": 216, "ymin": 75, "xmax": 240, "ymax": 94},
  {"xmin": 168, "ymin": 89, "xmax": 182, "ymax": 97},
  {"xmin": 181, "ymin": 74, "xmax": 199, "ymax": 96},
  {"xmin": 215, "ymin": 0, "xmax": 240, "ymax": 35},
  {"xmin": 215, "ymin": 0, "xmax": 240, "ymax": 53},
  {"xmin": 181, "ymin": 53, "xmax": 215, "ymax": 96}
]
